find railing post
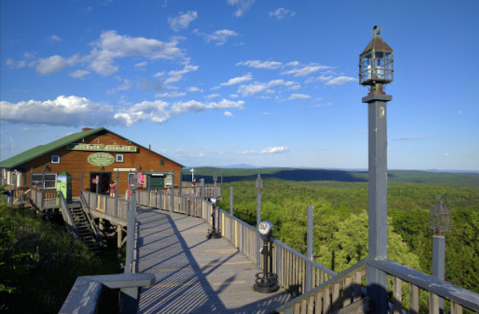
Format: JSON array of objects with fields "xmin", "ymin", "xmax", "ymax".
[
  {"xmin": 433, "ymin": 235, "xmax": 446, "ymax": 313},
  {"xmin": 306, "ymin": 205, "xmax": 313, "ymax": 292},
  {"xmin": 120, "ymin": 179, "xmax": 138, "ymax": 314},
  {"xmin": 179, "ymin": 169, "xmax": 183, "ymax": 196},
  {"xmin": 147, "ymin": 174, "xmax": 151, "ymax": 207},
  {"xmin": 116, "ymin": 169, "xmax": 119, "ymax": 216},
  {"xmin": 201, "ymin": 178, "xmax": 205, "ymax": 199},
  {"xmin": 170, "ymin": 170, "xmax": 174, "ymax": 212},
  {"xmin": 220, "ymin": 170, "xmax": 223, "ymax": 198},
  {"xmin": 276, "ymin": 243, "xmax": 282, "ymax": 287},
  {"xmin": 256, "ymin": 186, "xmax": 262, "ymax": 268},
  {"xmin": 80, "ymin": 168, "xmax": 84, "ymax": 195},
  {"xmin": 363, "ymin": 93, "xmax": 392, "ymax": 314},
  {"xmin": 230, "ymin": 186, "xmax": 234, "ymax": 241},
  {"xmin": 95, "ymin": 174, "xmax": 99, "ymax": 209},
  {"xmin": 30, "ymin": 167, "xmax": 33, "ymax": 189}
]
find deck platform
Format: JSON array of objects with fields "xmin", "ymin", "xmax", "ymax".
[{"xmin": 136, "ymin": 208, "xmax": 291, "ymax": 314}]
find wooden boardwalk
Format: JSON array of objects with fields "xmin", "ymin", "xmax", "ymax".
[{"xmin": 136, "ymin": 208, "xmax": 292, "ymax": 314}]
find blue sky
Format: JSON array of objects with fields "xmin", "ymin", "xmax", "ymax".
[{"xmin": 1, "ymin": 0, "xmax": 478, "ymax": 170}]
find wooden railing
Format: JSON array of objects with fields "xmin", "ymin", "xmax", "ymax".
[
  {"xmin": 58, "ymin": 191, "xmax": 79, "ymax": 241},
  {"xmin": 276, "ymin": 258, "xmax": 479, "ymax": 314},
  {"xmin": 82, "ymin": 191, "xmax": 129, "ymax": 223},
  {"xmin": 79, "ymin": 192, "xmax": 101, "ymax": 242},
  {"xmin": 30, "ymin": 189, "xmax": 60, "ymax": 209}
]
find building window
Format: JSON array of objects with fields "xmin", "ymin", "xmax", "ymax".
[
  {"xmin": 165, "ymin": 174, "xmax": 172, "ymax": 186},
  {"xmin": 51, "ymin": 155, "xmax": 61, "ymax": 164},
  {"xmin": 160, "ymin": 160, "xmax": 165, "ymax": 166},
  {"xmin": 116, "ymin": 154, "xmax": 124, "ymax": 162},
  {"xmin": 32, "ymin": 173, "xmax": 57, "ymax": 190}
]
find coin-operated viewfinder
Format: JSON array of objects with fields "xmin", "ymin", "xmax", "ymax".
[
  {"xmin": 206, "ymin": 198, "xmax": 222, "ymax": 239},
  {"xmin": 254, "ymin": 221, "xmax": 279, "ymax": 293}
]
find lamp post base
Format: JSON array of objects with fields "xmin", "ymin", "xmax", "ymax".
[
  {"xmin": 206, "ymin": 228, "xmax": 222, "ymax": 239},
  {"xmin": 253, "ymin": 273, "xmax": 279, "ymax": 293}
]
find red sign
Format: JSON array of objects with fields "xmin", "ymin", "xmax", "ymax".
[{"xmin": 92, "ymin": 175, "xmax": 99, "ymax": 184}]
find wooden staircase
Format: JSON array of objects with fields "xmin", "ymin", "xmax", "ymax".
[{"xmin": 70, "ymin": 205, "xmax": 100, "ymax": 253}]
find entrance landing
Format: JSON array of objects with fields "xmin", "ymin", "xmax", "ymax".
[{"xmin": 136, "ymin": 208, "xmax": 291, "ymax": 313}]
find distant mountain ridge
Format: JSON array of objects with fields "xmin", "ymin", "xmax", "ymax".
[{"xmin": 181, "ymin": 167, "xmax": 479, "ymax": 186}]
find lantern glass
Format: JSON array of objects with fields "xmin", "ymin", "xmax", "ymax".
[
  {"xmin": 429, "ymin": 199, "xmax": 452, "ymax": 235},
  {"xmin": 359, "ymin": 26, "xmax": 394, "ymax": 87},
  {"xmin": 213, "ymin": 172, "xmax": 217, "ymax": 181},
  {"xmin": 256, "ymin": 175, "xmax": 263, "ymax": 191}
]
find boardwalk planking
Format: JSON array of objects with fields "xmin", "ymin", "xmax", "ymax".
[{"xmin": 136, "ymin": 208, "xmax": 291, "ymax": 313}]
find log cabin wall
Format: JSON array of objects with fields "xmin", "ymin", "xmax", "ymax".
[{"xmin": 18, "ymin": 130, "xmax": 182, "ymax": 196}]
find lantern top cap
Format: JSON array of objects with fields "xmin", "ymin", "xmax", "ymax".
[{"xmin": 361, "ymin": 25, "xmax": 393, "ymax": 55}]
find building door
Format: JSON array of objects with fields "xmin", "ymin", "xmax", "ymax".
[{"xmin": 90, "ymin": 172, "xmax": 112, "ymax": 194}]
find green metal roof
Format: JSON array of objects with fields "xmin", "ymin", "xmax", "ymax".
[{"xmin": 0, "ymin": 127, "xmax": 184, "ymax": 169}]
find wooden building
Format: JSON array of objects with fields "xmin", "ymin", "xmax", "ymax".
[{"xmin": 0, "ymin": 127, "xmax": 183, "ymax": 196}]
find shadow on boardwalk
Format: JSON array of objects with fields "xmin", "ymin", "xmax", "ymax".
[{"xmin": 136, "ymin": 208, "xmax": 291, "ymax": 314}]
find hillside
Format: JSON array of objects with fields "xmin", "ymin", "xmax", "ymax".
[{"xmin": 182, "ymin": 167, "xmax": 479, "ymax": 186}]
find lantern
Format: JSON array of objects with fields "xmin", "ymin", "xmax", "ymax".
[
  {"xmin": 429, "ymin": 197, "xmax": 452, "ymax": 236},
  {"xmin": 256, "ymin": 174, "xmax": 263, "ymax": 193},
  {"xmin": 359, "ymin": 26, "xmax": 394, "ymax": 93}
]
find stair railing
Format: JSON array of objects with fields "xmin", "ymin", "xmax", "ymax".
[
  {"xmin": 80, "ymin": 191, "xmax": 101, "ymax": 243},
  {"xmin": 58, "ymin": 191, "xmax": 79, "ymax": 241}
]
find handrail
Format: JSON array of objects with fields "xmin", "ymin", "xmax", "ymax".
[
  {"xmin": 276, "ymin": 257, "xmax": 479, "ymax": 314},
  {"xmin": 59, "ymin": 273, "xmax": 155, "ymax": 314},
  {"xmin": 369, "ymin": 258, "xmax": 479, "ymax": 312},
  {"xmin": 58, "ymin": 191, "xmax": 79, "ymax": 240},
  {"xmin": 80, "ymin": 191, "xmax": 101, "ymax": 242}
]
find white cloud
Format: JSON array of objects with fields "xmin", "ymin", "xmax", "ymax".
[
  {"xmin": 69, "ymin": 69, "xmax": 90, "ymax": 79},
  {"xmin": 227, "ymin": 0, "xmax": 255, "ymax": 17},
  {"xmin": 325, "ymin": 76, "xmax": 357, "ymax": 85},
  {"xmin": 193, "ymin": 29, "xmax": 238, "ymax": 45},
  {"xmin": 0, "ymin": 95, "xmax": 115, "ymax": 127},
  {"xmin": 442, "ymin": 153, "xmax": 449, "ymax": 157},
  {"xmin": 23, "ymin": 127, "xmax": 44, "ymax": 132},
  {"xmin": 50, "ymin": 34, "xmax": 62, "ymax": 43},
  {"xmin": 288, "ymin": 85, "xmax": 301, "ymax": 91},
  {"xmin": 89, "ymin": 30, "xmax": 183, "ymax": 76},
  {"xmin": 285, "ymin": 61, "xmax": 300, "ymax": 67},
  {"xmin": 107, "ymin": 79, "xmax": 133, "ymax": 94},
  {"xmin": 156, "ymin": 91, "xmax": 186, "ymax": 98},
  {"xmin": 236, "ymin": 150, "xmax": 256, "ymax": 154},
  {"xmin": 458, "ymin": 110, "xmax": 463, "ymax": 114},
  {"xmin": 36, "ymin": 55, "xmax": 80, "ymax": 75},
  {"xmin": 153, "ymin": 71, "xmax": 165, "ymax": 78},
  {"xmin": 238, "ymin": 79, "xmax": 294, "ymax": 96},
  {"xmin": 168, "ymin": 11, "xmax": 197, "ymax": 32},
  {"xmin": 135, "ymin": 61, "xmax": 147, "ymax": 67},
  {"xmin": 261, "ymin": 146, "xmax": 290, "ymax": 154},
  {"xmin": 224, "ymin": 111, "xmax": 233, "ymax": 117},
  {"xmin": 164, "ymin": 64, "xmax": 198, "ymax": 84},
  {"xmin": 186, "ymin": 86, "xmax": 203, "ymax": 92},
  {"xmin": 17, "ymin": 61, "xmax": 26, "ymax": 68},
  {"xmin": 171, "ymin": 99, "xmax": 244, "ymax": 114},
  {"xmin": 230, "ymin": 94, "xmax": 239, "ymax": 98},
  {"xmin": 269, "ymin": 8, "xmax": 296, "ymax": 19},
  {"xmin": 115, "ymin": 98, "xmax": 244, "ymax": 126},
  {"xmin": 114, "ymin": 100, "xmax": 170, "ymax": 126},
  {"xmin": 220, "ymin": 74, "xmax": 252, "ymax": 86},
  {"xmin": 236, "ymin": 60, "xmax": 282, "ymax": 69},
  {"xmin": 265, "ymin": 89, "xmax": 275, "ymax": 94},
  {"xmin": 262, "ymin": 112, "xmax": 270, "ymax": 115},
  {"xmin": 282, "ymin": 65, "xmax": 330, "ymax": 77},
  {"xmin": 289, "ymin": 93, "xmax": 310, "ymax": 100},
  {"xmin": 206, "ymin": 94, "xmax": 221, "ymax": 99},
  {"xmin": 6, "ymin": 59, "xmax": 15, "ymax": 68}
]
